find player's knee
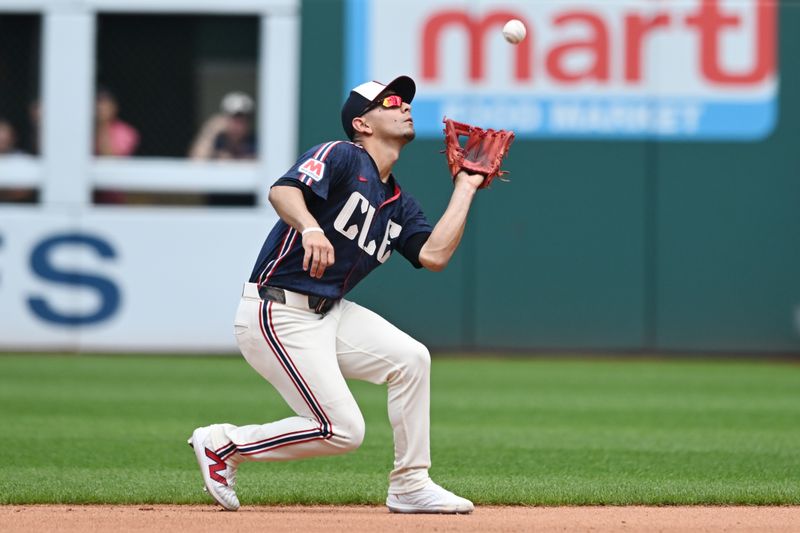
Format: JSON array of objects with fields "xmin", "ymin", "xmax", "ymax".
[
  {"xmin": 332, "ymin": 412, "xmax": 365, "ymax": 452},
  {"xmin": 340, "ymin": 419, "xmax": 365, "ymax": 452},
  {"xmin": 386, "ymin": 341, "xmax": 430, "ymax": 385},
  {"xmin": 347, "ymin": 415, "xmax": 366, "ymax": 451},
  {"xmin": 406, "ymin": 341, "xmax": 431, "ymax": 375}
]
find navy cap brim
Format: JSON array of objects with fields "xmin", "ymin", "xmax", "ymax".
[{"xmin": 382, "ymin": 75, "xmax": 416, "ymax": 105}]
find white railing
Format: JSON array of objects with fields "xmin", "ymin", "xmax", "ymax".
[
  {"xmin": 0, "ymin": 158, "xmax": 41, "ymax": 188},
  {"xmin": 0, "ymin": 0, "xmax": 299, "ymax": 207},
  {"xmin": 91, "ymin": 159, "xmax": 260, "ymax": 193}
]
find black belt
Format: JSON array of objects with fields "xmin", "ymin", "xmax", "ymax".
[{"xmin": 258, "ymin": 285, "xmax": 337, "ymax": 315}]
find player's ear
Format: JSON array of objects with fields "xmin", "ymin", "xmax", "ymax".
[{"xmin": 352, "ymin": 116, "xmax": 372, "ymax": 136}]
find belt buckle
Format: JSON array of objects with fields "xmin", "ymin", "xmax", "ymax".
[
  {"xmin": 309, "ymin": 295, "xmax": 333, "ymax": 315},
  {"xmin": 258, "ymin": 285, "xmax": 286, "ymax": 304}
]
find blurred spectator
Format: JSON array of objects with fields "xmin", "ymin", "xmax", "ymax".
[
  {"xmin": 189, "ymin": 91, "xmax": 257, "ymax": 160},
  {"xmin": 0, "ymin": 118, "xmax": 17, "ymax": 155},
  {"xmin": 93, "ymin": 87, "xmax": 140, "ymax": 204},
  {"xmin": 0, "ymin": 118, "xmax": 23, "ymax": 155},
  {"xmin": 95, "ymin": 87, "xmax": 140, "ymax": 157},
  {"xmin": 0, "ymin": 118, "xmax": 37, "ymax": 203}
]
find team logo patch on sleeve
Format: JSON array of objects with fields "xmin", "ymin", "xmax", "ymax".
[{"xmin": 299, "ymin": 158, "xmax": 326, "ymax": 182}]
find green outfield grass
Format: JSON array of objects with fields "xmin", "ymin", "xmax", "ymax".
[{"xmin": 0, "ymin": 354, "xmax": 798, "ymax": 505}]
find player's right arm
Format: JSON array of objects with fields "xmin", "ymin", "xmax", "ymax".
[
  {"xmin": 269, "ymin": 141, "xmax": 354, "ymax": 279},
  {"xmin": 418, "ymin": 171, "xmax": 484, "ymax": 271},
  {"xmin": 268, "ymin": 185, "xmax": 334, "ymax": 279}
]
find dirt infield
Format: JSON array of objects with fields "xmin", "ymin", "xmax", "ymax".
[{"xmin": 2, "ymin": 505, "xmax": 799, "ymax": 532}]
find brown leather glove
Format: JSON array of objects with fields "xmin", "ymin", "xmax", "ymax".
[{"xmin": 442, "ymin": 118, "xmax": 515, "ymax": 189}]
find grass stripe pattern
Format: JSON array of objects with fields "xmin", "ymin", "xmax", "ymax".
[{"xmin": 0, "ymin": 354, "xmax": 797, "ymax": 505}]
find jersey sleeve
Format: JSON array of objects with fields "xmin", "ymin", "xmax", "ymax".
[
  {"xmin": 271, "ymin": 177, "xmax": 315, "ymax": 204},
  {"xmin": 277, "ymin": 141, "xmax": 352, "ymax": 200},
  {"xmin": 395, "ymin": 193, "xmax": 433, "ymax": 259}
]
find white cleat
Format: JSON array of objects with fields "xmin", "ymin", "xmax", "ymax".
[
  {"xmin": 386, "ymin": 480, "xmax": 474, "ymax": 514},
  {"xmin": 188, "ymin": 426, "xmax": 240, "ymax": 511}
]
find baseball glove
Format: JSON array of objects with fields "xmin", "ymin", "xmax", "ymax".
[{"xmin": 442, "ymin": 118, "xmax": 515, "ymax": 189}]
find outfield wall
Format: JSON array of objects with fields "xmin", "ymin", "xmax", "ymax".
[
  {"xmin": 1, "ymin": 0, "xmax": 798, "ymax": 353},
  {"xmin": 0, "ymin": 207, "xmax": 272, "ymax": 351},
  {"xmin": 304, "ymin": 0, "xmax": 800, "ymax": 354}
]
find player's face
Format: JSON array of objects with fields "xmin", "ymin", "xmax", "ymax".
[{"xmin": 363, "ymin": 93, "xmax": 415, "ymax": 143}]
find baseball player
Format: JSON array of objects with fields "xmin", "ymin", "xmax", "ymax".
[{"xmin": 189, "ymin": 75, "xmax": 487, "ymax": 514}]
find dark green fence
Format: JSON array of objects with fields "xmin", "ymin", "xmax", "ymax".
[{"xmin": 298, "ymin": 0, "xmax": 800, "ymax": 353}]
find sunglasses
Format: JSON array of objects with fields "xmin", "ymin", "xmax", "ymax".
[{"xmin": 364, "ymin": 94, "xmax": 404, "ymax": 113}]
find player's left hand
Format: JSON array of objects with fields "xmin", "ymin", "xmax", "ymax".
[
  {"xmin": 454, "ymin": 170, "xmax": 485, "ymax": 190},
  {"xmin": 302, "ymin": 231, "xmax": 335, "ymax": 279}
]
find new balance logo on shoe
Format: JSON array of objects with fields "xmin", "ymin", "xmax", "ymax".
[{"xmin": 205, "ymin": 448, "xmax": 229, "ymax": 486}]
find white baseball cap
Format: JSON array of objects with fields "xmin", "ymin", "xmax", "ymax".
[
  {"xmin": 221, "ymin": 91, "xmax": 254, "ymax": 115},
  {"xmin": 340, "ymin": 76, "xmax": 416, "ymax": 140}
]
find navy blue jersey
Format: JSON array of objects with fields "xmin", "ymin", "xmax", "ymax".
[{"xmin": 249, "ymin": 141, "xmax": 433, "ymax": 299}]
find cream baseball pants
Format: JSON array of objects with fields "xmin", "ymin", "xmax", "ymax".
[{"xmin": 209, "ymin": 282, "xmax": 432, "ymax": 495}]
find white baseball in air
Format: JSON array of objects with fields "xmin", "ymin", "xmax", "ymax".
[{"xmin": 502, "ymin": 19, "xmax": 527, "ymax": 44}]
